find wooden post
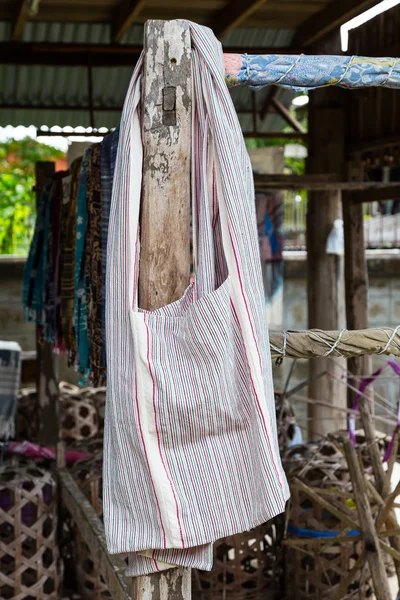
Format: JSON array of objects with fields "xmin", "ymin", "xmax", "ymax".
[
  {"xmin": 35, "ymin": 161, "xmax": 60, "ymax": 447},
  {"xmin": 136, "ymin": 19, "xmax": 192, "ymax": 599},
  {"xmin": 306, "ymin": 84, "xmax": 347, "ymax": 439},
  {"xmin": 343, "ymin": 440, "xmax": 392, "ymax": 600}
]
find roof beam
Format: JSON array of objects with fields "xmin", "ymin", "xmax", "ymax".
[
  {"xmin": 112, "ymin": 0, "xmax": 146, "ymax": 43},
  {"xmin": 272, "ymin": 98, "xmax": 306, "ymax": 133},
  {"xmin": 0, "ymin": 42, "xmax": 300, "ymax": 67},
  {"xmin": 210, "ymin": 0, "xmax": 269, "ymax": 39},
  {"xmin": 294, "ymin": 0, "xmax": 378, "ymax": 48},
  {"xmin": 11, "ymin": 0, "xmax": 30, "ymax": 41}
]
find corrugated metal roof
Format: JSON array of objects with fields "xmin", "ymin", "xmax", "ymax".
[{"xmin": 0, "ymin": 20, "xmax": 296, "ymax": 130}]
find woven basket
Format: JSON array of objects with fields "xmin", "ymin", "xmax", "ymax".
[
  {"xmin": 16, "ymin": 387, "xmax": 40, "ymax": 442},
  {"xmin": 193, "ymin": 516, "xmax": 285, "ymax": 600},
  {"xmin": 283, "ymin": 441, "xmax": 375, "ymax": 599},
  {"xmin": 59, "ymin": 392, "xmax": 99, "ymax": 443},
  {"xmin": 0, "ymin": 464, "xmax": 61, "ymax": 600}
]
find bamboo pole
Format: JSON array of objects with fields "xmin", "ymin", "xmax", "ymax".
[{"xmin": 343, "ymin": 440, "xmax": 392, "ymax": 600}]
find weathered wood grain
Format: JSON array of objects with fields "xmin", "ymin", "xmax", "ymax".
[
  {"xmin": 139, "ymin": 19, "xmax": 191, "ymax": 311},
  {"xmin": 137, "ymin": 19, "xmax": 192, "ymax": 599}
]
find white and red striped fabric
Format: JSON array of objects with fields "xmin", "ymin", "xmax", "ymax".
[{"xmin": 104, "ymin": 21, "xmax": 290, "ymax": 575}]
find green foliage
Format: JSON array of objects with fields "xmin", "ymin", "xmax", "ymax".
[{"xmin": 0, "ymin": 137, "xmax": 65, "ymax": 255}]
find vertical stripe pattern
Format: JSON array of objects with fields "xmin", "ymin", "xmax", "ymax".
[{"xmin": 104, "ymin": 22, "xmax": 289, "ymax": 576}]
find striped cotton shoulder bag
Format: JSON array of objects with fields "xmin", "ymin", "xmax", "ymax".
[{"xmin": 104, "ymin": 20, "xmax": 289, "ymax": 576}]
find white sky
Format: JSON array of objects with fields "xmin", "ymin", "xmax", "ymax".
[{"xmin": 1, "ymin": 0, "xmax": 399, "ymax": 146}]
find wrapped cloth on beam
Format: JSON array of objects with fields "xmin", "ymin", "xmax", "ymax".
[{"xmin": 224, "ymin": 54, "xmax": 400, "ymax": 90}]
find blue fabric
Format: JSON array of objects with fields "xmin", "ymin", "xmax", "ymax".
[
  {"xmin": 100, "ymin": 127, "xmax": 119, "ymax": 364},
  {"xmin": 73, "ymin": 149, "xmax": 90, "ymax": 377},
  {"xmin": 226, "ymin": 55, "xmax": 400, "ymax": 91},
  {"xmin": 288, "ymin": 525, "xmax": 359, "ymax": 538},
  {"xmin": 23, "ymin": 181, "xmax": 52, "ymax": 326}
]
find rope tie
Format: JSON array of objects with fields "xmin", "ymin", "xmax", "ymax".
[
  {"xmin": 381, "ymin": 58, "xmax": 398, "ymax": 87},
  {"xmin": 275, "ymin": 330, "xmax": 287, "ymax": 366},
  {"xmin": 273, "ymin": 54, "xmax": 303, "ymax": 85},
  {"xmin": 335, "ymin": 56, "xmax": 354, "ymax": 86},
  {"xmin": 324, "ymin": 328, "xmax": 347, "ymax": 356},
  {"xmin": 378, "ymin": 325, "xmax": 400, "ymax": 354}
]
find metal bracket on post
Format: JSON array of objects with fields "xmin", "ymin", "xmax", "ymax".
[{"xmin": 135, "ymin": 19, "xmax": 192, "ymax": 600}]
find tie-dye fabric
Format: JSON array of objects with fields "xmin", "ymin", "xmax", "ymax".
[
  {"xmin": 104, "ymin": 22, "xmax": 289, "ymax": 576},
  {"xmin": 100, "ymin": 127, "xmax": 119, "ymax": 364}
]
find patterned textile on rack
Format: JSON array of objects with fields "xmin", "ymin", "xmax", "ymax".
[
  {"xmin": 0, "ymin": 341, "xmax": 21, "ymax": 440},
  {"xmin": 224, "ymin": 54, "xmax": 400, "ymax": 90},
  {"xmin": 23, "ymin": 180, "xmax": 53, "ymax": 327},
  {"xmin": 74, "ymin": 149, "xmax": 90, "ymax": 377},
  {"xmin": 86, "ymin": 144, "xmax": 105, "ymax": 385},
  {"xmin": 256, "ymin": 191, "xmax": 284, "ymax": 330},
  {"xmin": 46, "ymin": 175, "xmax": 63, "ymax": 345},
  {"xmin": 61, "ymin": 157, "xmax": 82, "ymax": 360},
  {"xmin": 100, "ymin": 127, "xmax": 120, "ymax": 364}
]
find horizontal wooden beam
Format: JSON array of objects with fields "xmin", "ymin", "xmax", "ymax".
[
  {"xmin": 294, "ymin": 0, "xmax": 378, "ymax": 48},
  {"xmin": 210, "ymin": 0, "xmax": 269, "ymax": 39},
  {"xmin": 1, "ymin": 103, "xmax": 122, "ymax": 112},
  {"xmin": 59, "ymin": 469, "xmax": 131, "ymax": 600},
  {"xmin": 254, "ymin": 175, "xmax": 400, "ymax": 194},
  {"xmin": 350, "ymin": 135, "xmax": 400, "ymax": 155},
  {"xmin": 243, "ymin": 131, "xmax": 308, "ymax": 139},
  {"xmin": 0, "ymin": 42, "xmax": 299, "ymax": 67},
  {"xmin": 112, "ymin": 0, "xmax": 145, "ymax": 43},
  {"xmin": 349, "ymin": 183, "xmax": 400, "ymax": 204}
]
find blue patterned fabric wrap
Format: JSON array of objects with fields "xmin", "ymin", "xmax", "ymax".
[
  {"xmin": 73, "ymin": 148, "xmax": 90, "ymax": 376},
  {"xmin": 100, "ymin": 127, "xmax": 119, "ymax": 362},
  {"xmin": 23, "ymin": 181, "xmax": 52, "ymax": 326},
  {"xmin": 226, "ymin": 55, "xmax": 400, "ymax": 91}
]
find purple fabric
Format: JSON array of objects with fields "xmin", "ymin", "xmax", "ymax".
[{"xmin": 349, "ymin": 360, "xmax": 400, "ymax": 463}]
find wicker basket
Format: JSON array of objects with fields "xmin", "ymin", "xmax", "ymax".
[
  {"xmin": 193, "ymin": 516, "xmax": 285, "ymax": 600},
  {"xmin": 0, "ymin": 464, "xmax": 61, "ymax": 600},
  {"xmin": 59, "ymin": 391, "xmax": 99, "ymax": 443},
  {"xmin": 283, "ymin": 441, "xmax": 374, "ymax": 599}
]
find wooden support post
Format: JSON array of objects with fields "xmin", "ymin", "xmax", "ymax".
[
  {"xmin": 136, "ymin": 19, "xmax": 192, "ymax": 598},
  {"xmin": 343, "ymin": 440, "xmax": 392, "ymax": 600},
  {"xmin": 35, "ymin": 161, "xmax": 60, "ymax": 447},
  {"xmin": 306, "ymin": 81, "xmax": 347, "ymax": 439}
]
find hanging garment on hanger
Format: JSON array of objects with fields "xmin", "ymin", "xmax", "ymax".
[{"xmin": 104, "ymin": 21, "xmax": 289, "ymax": 575}]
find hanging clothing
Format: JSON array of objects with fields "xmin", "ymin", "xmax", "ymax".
[
  {"xmin": 74, "ymin": 148, "xmax": 90, "ymax": 377},
  {"xmin": 256, "ymin": 191, "xmax": 284, "ymax": 330},
  {"xmin": 23, "ymin": 180, "xmax": 53, "ymax": 327},
  {"xmin": 100, "ymin": 128, "xmax": 120, "ymax": 365},
  {"xmin": 61, "ymin": 157, "xmax": 82, "ymax": 360},
  {"xmin": 46, "ymin": 175, "xmax": 63, "ymax": 345},
  {"xmin": 104, "ymin": 21, "xmax": 289, "ymax": 576},
  {"xmin": 86, "ymin": 144, "xmax": 105, "ymax": 385}
]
